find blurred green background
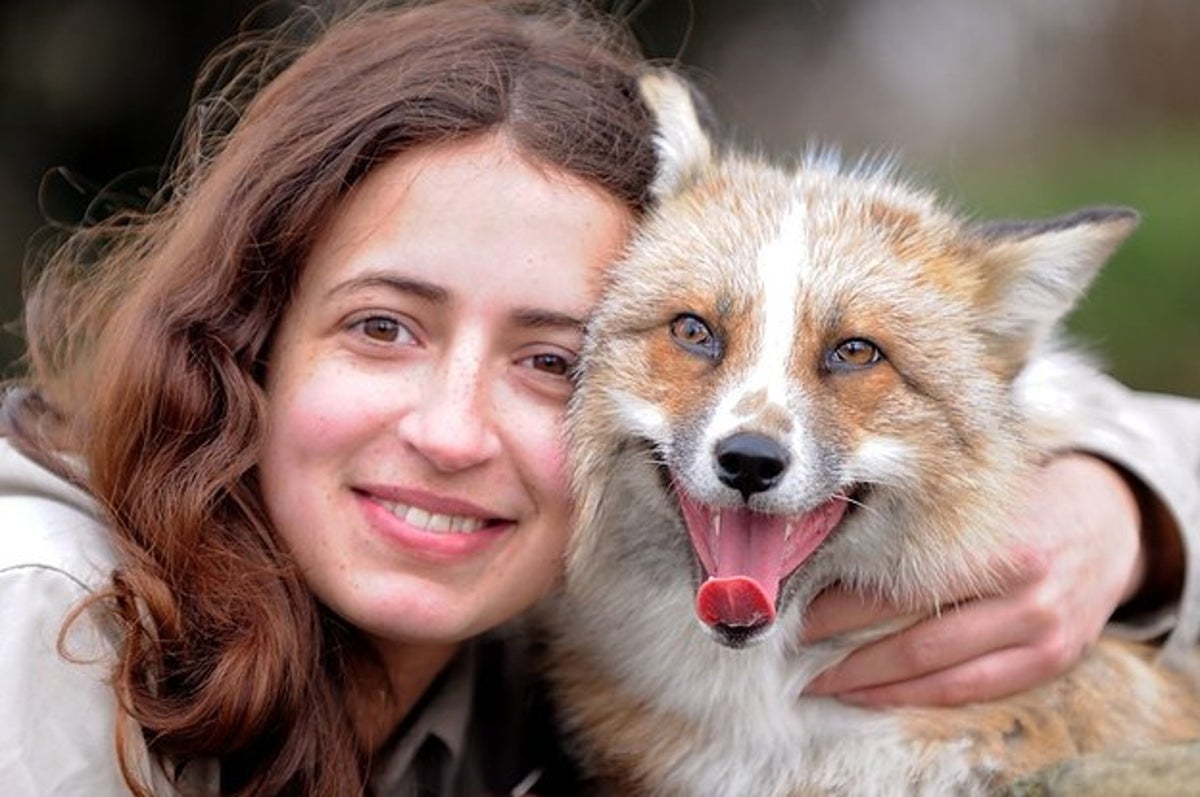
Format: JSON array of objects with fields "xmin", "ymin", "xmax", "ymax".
[
  {"xmin": 3, "ymin": 0, "xmax": 1198, "ymax": 396},
  {"xmin": 950, "ymin": 129, "xmax": 1200, "ymax": 396}
]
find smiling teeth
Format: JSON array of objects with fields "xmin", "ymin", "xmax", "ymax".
[{"xmin": 383, "ymin": 501, "xmax": 487, "ymax": 534}]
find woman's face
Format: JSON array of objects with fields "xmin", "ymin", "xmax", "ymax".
[{"xmin": 259, "ymin": 135, "xmax": 631, "ymax": 656}]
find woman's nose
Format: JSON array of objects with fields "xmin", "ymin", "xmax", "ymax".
[{"xmin": 395, "ymin": 353, "xmax": 502, "ymax": 472}]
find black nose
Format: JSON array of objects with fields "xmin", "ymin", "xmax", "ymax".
[{"xmin": 714, "ymin": 432, "xmax": 789, "ymax": 499}]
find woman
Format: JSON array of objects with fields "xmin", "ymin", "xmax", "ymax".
[
  {"xmin": 2, "ymin": 2, "xmax": 654, "ymax": 793},
  {"xmin": 1, "ymin": 1, "xmax": 1196, "ymax": 795}
]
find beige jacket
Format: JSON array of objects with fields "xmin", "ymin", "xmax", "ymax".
[
  {"xmin": 2, "ymin": 373, "xmax": 1198, "ymax": 794},
  {"xmin": 0, "ymin": 439, "xmax": 205, "ymax": 794}
]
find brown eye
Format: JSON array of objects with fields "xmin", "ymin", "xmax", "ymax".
[
  {"xmin": 670, "ymin": 313, "xmax": 721, "ymax": 360},
  {"xmin": 355, "ymin": 316, "xmax": 413, "ymax": 344},
  {"xmin": 827, "ymin": 338, "xmax": 883, "ymax": 370},
  {"xmin": 526, "ymin": 352, "xmax": 573, "ymax": 377}
]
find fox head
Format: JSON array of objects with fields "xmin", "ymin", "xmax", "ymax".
[{"xmin": 565, "ymin": 70, "xmax": 1137, "ymax": 648}]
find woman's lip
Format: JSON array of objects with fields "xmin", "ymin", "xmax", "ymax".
[
  {"xmin": 353, "ymin": 488, "xmax": 512, "ymax": 558},
  {"xmin": 354, "ymin": 484, "xmax": 507, "ymax": 521}
]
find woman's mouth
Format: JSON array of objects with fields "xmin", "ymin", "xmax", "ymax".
[{"xmin": 377, "ymin": 499, "xmax": 491, "ymax": 534}]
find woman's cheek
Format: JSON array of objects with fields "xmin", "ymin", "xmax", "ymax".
[
  {"xmin": 537, "ymin": 408, "xmax": 574, "ymax": 498},
  {"xmin": 281, "ymin": 365, "xmax": 399, "ymax": 453}
]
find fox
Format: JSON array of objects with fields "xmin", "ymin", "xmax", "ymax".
[{"xmin": 543, "ymin": 69, "xmax": 1200, "ymax": 796}]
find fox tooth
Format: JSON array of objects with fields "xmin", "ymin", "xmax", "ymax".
[
  {"xmin": 381, "ymin": 500, "xmax": 486, "ymax": 534},
  {"xmin": 711, "ymin": 508, "xmax": 722, "ymax": 542}
]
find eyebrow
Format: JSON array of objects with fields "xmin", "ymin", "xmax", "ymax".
[
  {"xmin": 327, "ymin": 274, "xmax": 448, "ymax": 303},
  {"xmin": 511, "ymin": 307, "xmax": 587, "ymax": 332},
  {"xmin": 327, "ymin": 273, "xmax": 587, "ymax": 331}
]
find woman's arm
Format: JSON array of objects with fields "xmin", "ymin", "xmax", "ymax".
[
  {"xmin": 801, "ymin": 374, "xmax": 1200, "ymax": 707},
  {"xmin": 1073, "ymin": 383, "xmax": 1200, "ymax": 660}
]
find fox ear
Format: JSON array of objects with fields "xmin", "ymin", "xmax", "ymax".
[
  {"xmin": 638, "ymin": 69, "xmax": 714, "ymax": 199},
  {"xmin": 972, "ymin": 206, "xmax": 1138, "ymax": 359}
]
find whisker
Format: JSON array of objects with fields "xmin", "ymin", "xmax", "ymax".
[{"xmin": 833, "ymin": 490, "xmax": 881, "ymax": 518}]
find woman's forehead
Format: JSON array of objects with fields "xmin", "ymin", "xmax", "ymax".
[{"xmin": 296, "ymin": 134, "xmax": 632, "ymax": 309}]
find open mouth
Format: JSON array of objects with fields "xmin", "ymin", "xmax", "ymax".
[{"xmin": 673, "ymin": 480, "xmax": 864, "ymax": 645}]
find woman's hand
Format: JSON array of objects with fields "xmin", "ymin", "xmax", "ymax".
[{"xmin": 800, "ymin": 453, "xmax": 1145, "ymax": 707}]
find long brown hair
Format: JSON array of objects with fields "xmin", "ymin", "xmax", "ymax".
[{"xmin": 4, "ymin": 1, "xmax": 656, "ymax": 793}]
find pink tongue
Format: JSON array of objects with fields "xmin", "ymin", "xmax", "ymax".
[
  {"xmin": 678, "ymin": 489, "xmax": 848, "ymax": 629},
  {"xmin": 697, "ymin": 577, "xmax": 775, "ymax": 628}
]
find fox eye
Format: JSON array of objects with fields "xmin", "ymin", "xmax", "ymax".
[
  {"xmin": 826, "ymin": 338, "xmax": 883, "ymax": 371},
  {"xmin": 670, "ymin": 313, "xmax": 721, "ymax": 360}
]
